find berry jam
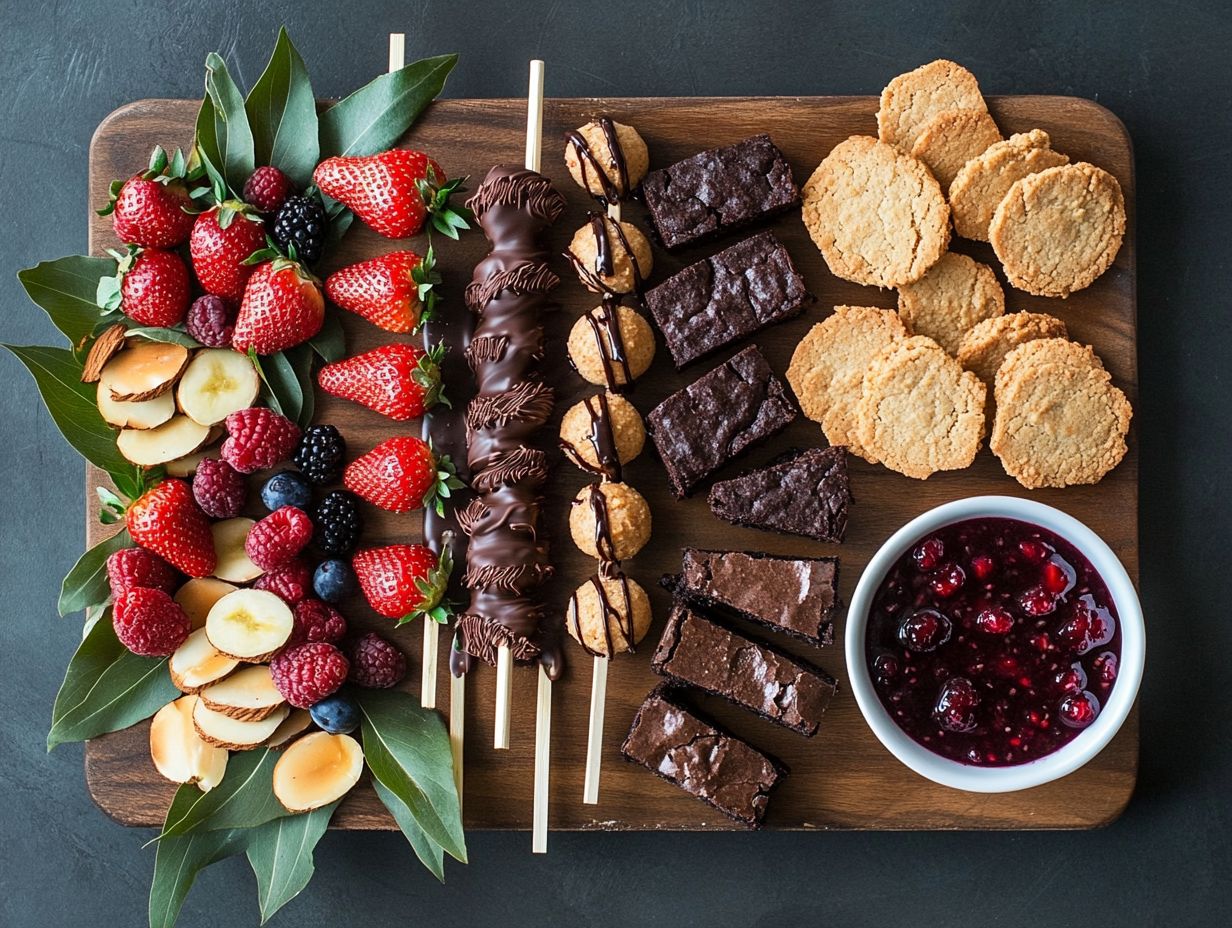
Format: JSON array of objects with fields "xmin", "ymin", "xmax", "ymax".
[{"xmin": 866, "ymin": 517, "xmax": 1121, "ymax": 767}]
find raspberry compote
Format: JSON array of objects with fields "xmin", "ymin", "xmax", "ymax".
[{"xmin": 866, "ymin": 517, "xmax": 1121, "ymax": 767}]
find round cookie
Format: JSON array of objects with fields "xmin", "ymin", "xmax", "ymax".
[
  {"xmin": 559, "ymin": 391, "xmax": 646, "ymax": 475},
  {"xmin": 896, "ymin": 252, "xmax": 1005, "ymax": 355},
  {"xmin": 990, "ymin": 338, "xmax": 1131, "ymax": 488},
  {"xmin": 910, "ymin": 109, "xmax": 1003, "ymax": 191},
  {"xmin": 569, "ymin": 481, "xmax": 651, "ymax": 561},
  {"xmin": 956, "ymin": 311, "xmax": 1069, "ymax": 385},
  {"xmin": 877, "ymin": 59, "xmax": 988, "ymax": 151},
  {"xmin": 855, "ymin": 335, "xmax": 987, "ymax": 479},
  {"xmin": 564, "ymin": 120, "xmax": 650, "ymax": 200},
  {"xmin": 949, "ymin": 130, "xmax": 1070, "ymax": 241},
  {"xmin": 567, "ymin": 304, "xmax": 655, "ymax": 388},
  {"xmin": 989, "ymin": 162, "xmax": 1126, "ymax": 298},
  {"xmin": 802, "ymin": 136, "xmax": 950, "ymax": 288},
  {"xmin": 566, "ymin": 216, "xmax": 653, "ymax": 295},
  {"xmin": 566, "ymin": 572, "xmax": 653, "ymax": 657}
]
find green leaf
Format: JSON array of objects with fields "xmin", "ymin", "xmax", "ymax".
[
  {"xmin": 47, "ymin": 612, "xmax": 177, "ymax": 749},
  {"xmin": 245, "ymin": 801, "xmax": 339, "ymax": 923},
  {"xmin": 256, "ymin": 350, "xmax": 302, "ymax": 424},
  {"xmin": 245, "ymin": 27, "xmax": 319, "ymax": 189},
  {"xmin": 318, "ymin": 54, "xmax": 458, "ymax": 159},
  {"xmin": 17, "ymin": 256, "xmax": 116, "ymax": 348},
  {"xmin": 2, "ymin": 344, "xmax": 143, "ymax": 501},
  {"xmin": 123, "ymin": 326, "xmax": 201, "ymax": 348},
  {"xmin": 357, "ymin": 689, "xmax": 466, "ymax": 864},
  {"xmin": 193, "ymin": 96, "xmax": 228, "ymax": 195},
  {"xmin": 59, "ymin": 527, "xmax": 129, "ymax": 616},
  {"xmin": 308, "ymin": 312, "xmax": 345, "ymax": 362},
  {"xmin": 159, "ymin": 748, "xmax": 285, "ymax": 839},
  {"xmin": 371, "ymin": 778, "xmax": 445, "ymax": 882},
  {"xmin": 200, "ymin": 52, "xmax": 255, "ymax": 193}
]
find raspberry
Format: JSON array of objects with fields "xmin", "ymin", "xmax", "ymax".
[
  {"xmin": 252, "ymin": 557, "xmax": 313, "ymax": 605},
  {"xmin": 243, "ymin": 166, "xmax": 292, "ymax": 214},
  {"xmin": 245, "ymin": 506, "xmax": 313, "ymax": 570},
  {"xmin": 313, "ymin": 490, "xmax": 364, "ymax": 556},
  {"xmin": 192, "ymin": 458, "xmax": 247, "ymax": 518},
  {"xmin": 289, "ymin": 598, "xmax": 348, "ymax": 646},
  {"xmin": 271, "ymin": 194, "xmax": 326, "ymax": 265},
  {"xmin": 185, "ymin": 294, "xmax": 237, "ymax": 348},
  {"xmin": 293, "ymin": 424, "xmax": 346, "ymax": 485},
  {"xmin": 347, "ymin": 632, "xmax": 407, "ymax": 689},
  {"xmin": 113, "ymin": 587, "xmax": 191, "ymax": 656},
  {"xmin": 270, "ymin": 641, "xmax": 349, "ymax": 708},
  {"xmin": 106, "ymin": 547, "xmax": 179, "ymax": 599},
  {"xmin": 222, "ymin": 408, "xmax": 302, "ymax": 474}
]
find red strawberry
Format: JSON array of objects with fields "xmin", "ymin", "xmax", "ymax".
[
  {"xmin": 343, "ymin": 436, "xmax": 461, "ymax": 515},
  {"xmin": 126, "ymin": 479, "xmax": 217, "ymax": 578},
  {"xmin": 325, "ymin": 250, "xmax": 436, "ymax": 333},
  {"xmin": 99, "ymin": 146, "xmax": 197, "ymax": 248},
  {"xmin": 232, "ymin": 259, "xmax": 324, "ymax": 355},
  {"xmin": 318, "ymin": 342, "xmax": 446, "ymax": 421},
  {"xmin": 103, "ymin": 247, "xmax": 190, "ymax": 327},
  {"xmin": 189, "ymin": 201, "xmax": 266, "ymax": 300},
  {"xmin": 313, "ymin": 150, "xmax": 468, "ymax": 239},
  {"xmin": 352, "ymin": 543, "xmax": 452, "ymax": 623}
]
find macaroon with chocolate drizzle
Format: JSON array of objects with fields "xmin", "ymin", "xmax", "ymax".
[
  {"xmin": 565, "ymin": 213, "xmax": 653, "ymax": 296},
  {"xmin": 563, "ymin": 117, "xmax": 650, "ymax": 204}
]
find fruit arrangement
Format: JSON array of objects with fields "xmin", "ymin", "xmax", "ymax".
[{"xmin": 7, "ymin": 29, "xmax": 471, "ymax": 926}]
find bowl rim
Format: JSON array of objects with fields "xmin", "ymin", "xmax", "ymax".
[{"xmin": 844, "ymin": 495, "xmax": 1144, "ymax": 793}]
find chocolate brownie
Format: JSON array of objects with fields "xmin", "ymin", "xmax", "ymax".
[
  {"xmin": 643, "ymin": 231, "xmax": 813, "ymax": 369},
  {"xmin": 708, "ymin": 446, "xmax": 851, "ymax": 542},
  {"xmin": 647, "ymin": 346, "xmax": 797, "ymax": 498},
  {"xmin": 652, "ymin": 601, "xmax": 837, "ymax": 736},
  {"xmin": 642, "ymin": 135, "xmax": 800, "ymax": 249},
  {"xmin": 620, "ymin": 686, "xmax": 786, "ymax": 827},
  {"xmin": 666, "ymin": 548, "xmax": 839, "ymax": 646}
]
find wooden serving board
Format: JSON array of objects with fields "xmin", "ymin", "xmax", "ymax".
[{"xmin": 84, "ymin": 95, "xmax": 1137, "ymax": 830}]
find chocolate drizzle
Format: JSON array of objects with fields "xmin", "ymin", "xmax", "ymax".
[
  {"xmin": 454, "ymin": 165, "xmax": 566, "ymax": 680},
  {"xmin": 563, "ymin": 117, "xmax": 632, "ymax": 205},
  {"xmin": 565, "ymin": 213, "xmax": 646, "ymax": 296},
  {"xmin": 567, "ymin": 561, "xmax": 637, "ymax": 658},
  {"xmin": 561, "ymin": 391, "xmax": 622, "ymax": 482}
]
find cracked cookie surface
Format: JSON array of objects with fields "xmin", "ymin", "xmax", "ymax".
[
  {"xmin": 949, "ymin": 129, "xmax": 1070, "ymax": 241},
  {"xmin": 877, "ymin": 59, "xmax": 988, "ymax": 151},
  {"xmin": 956, "ymin": 310, "xmax": 1069, "ymax": 385},
  {"xmin": 910, "ymin": 109, "xmax": 1003, "ymax": 191},
  {"xmin": 897, "ymin": 251, "xmax": 1005, "ymax": 354}
]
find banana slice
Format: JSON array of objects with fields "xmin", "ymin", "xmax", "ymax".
[
  {"xmin": 102, "ymin": 340, "xmax": 190, "ymax": 401},
  {"xmin": 199, "ymin": 664, "xmax": 285, "ymax": 721},
  {"xmin": 177, "ymin": 349, "xmax": 260, "ymax": 426},
  {"xmin": 169, "ymin": 627, "xmax": 239, "ymax": 693},
  {"xmin": 97, "ymin": 373, "xmax": 175, "ymax": 429},
  {"xmin": 273, "ymin": 732, "xmax": 364, "ymax": 812},
  {"xmin": 150, "ymin": 695, "xmax": 230, "ymax": 790},
  {"xmin": 267, "ymin": 709, "xmax": 314, "ymax": 750},
  {"xmin": 192, "ymin": 698, "xmax": 289, "ymax": 750},
  {"xmin": 205, "ymin": 588, "xmax": 293, "ymax": 661},
  {"xmin": 211, "ymin": 518, "xmax": 264, "ymax": 583},
  {"xmin": 174, "ymin": 577, "xmax": 238, "ymax": 629},
  {"xmin": 116, "ymin": 415, "xmax": 211, "ymax": 466}
]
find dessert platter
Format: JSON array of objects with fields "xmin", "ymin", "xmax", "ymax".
[{"xmin": 10, "ymin": 30, "xmax": 1139, "ymax": 924}]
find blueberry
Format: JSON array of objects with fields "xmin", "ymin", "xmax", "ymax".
[
  {"xmin": 261, "ymin": 471, "xmax": 312, "ymax": 512},
  {"xmin": 313, "ymin": 559, "xmax": 356, "ymax": 603},
  {"xmin": 310, "ymin": 692, "xmax": 360, "ymax": 734}
]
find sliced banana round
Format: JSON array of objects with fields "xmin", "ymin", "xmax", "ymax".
[
  {"xmin": 273, "ymin": 731, "xmax": 364, "ymax": 812},
  {"xmin": 117, "ymin": 414, "xmax": 211, "ymax": 466},
  {"xmin": 177, "ymin": 349, "xmax": 261, "ymax": 426},
  {"xmin": 102, "ymin": 340, "xmax": 190, "ymax": 401},
  {"xmin": 169, "ymin": 627, "xmax": 239, "ymax": 693},
  {"xmin": 211, "ymin": 518, "xmax": 264, "ymax": 583},
  {"xmin": 150, "ymin": 695, "xmax": 229, "ymax": 790},
  {"xmin": 205, "ymin": 588, "xmax": 293, "ymax": 661},
  {"xmin": 199, "ymin": 664, "xmax": 285, "ymax": 721},
  {"xmin": 192, "ymin": 698, "xmax": 289, "ymax": 750},
  {"xmin": 267, "ymin": 709, "xmax": 314, "ymax": 750},
  {"xmin": 97, "ymin": 374, "xmax": 175, "ymax": 429},
  {"xmin": 174, "ymin": 577, "xmax": 238, "ymax": 629}
]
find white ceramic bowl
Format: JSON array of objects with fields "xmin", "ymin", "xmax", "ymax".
[{"xmin": 845, "ymin": 496, "xmax": 1144, "ymax": 793}]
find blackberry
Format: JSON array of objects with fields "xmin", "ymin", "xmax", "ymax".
[
  {"xmin": 314, "ymin": 490, "xmax": 364, "ymax": 556},
  {"xmin": 272, "ymin": 194, "xmax": 326, "ymax": 265},
  {"xmin": 293, "ymin": 424, "xmax": 346, "ymax": 485}
]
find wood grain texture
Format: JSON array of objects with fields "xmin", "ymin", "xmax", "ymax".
[{"xmin": 84, "ymin": 95, "xmax": 1137, "ymax": 831}]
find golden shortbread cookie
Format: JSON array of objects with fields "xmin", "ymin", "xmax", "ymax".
[
  {"xmin": 956, "ymin": 311, "xmax": 1070, "ymax": 385},
  {"xmin": 991, "ymin": 338, "xmax": 1131, "ymax": 488},
  {"xmin": 897, "ymin": 252, "xmax": 1006, "ymax": 355},
  {"xmin": 949, "ymin": 130, "xmax": 1070, "ymax": 241},
  {"xmin": 877, "ymin": 59, "xmax": 988, "ymax": 151},
  {"xmin": 989, "ymin": 162, "xmax": 1126, "ymax": 298},
  {"xmin": 801, "ymin": 136, "xmax": 950, "ymax": 288},
  {"xmin": 910, "ymin": 110, "xmax": 1003, "ymax": 191},
  {"xmin": 855, "ymin": 335, "xmax": 986, "ymax": 479}
]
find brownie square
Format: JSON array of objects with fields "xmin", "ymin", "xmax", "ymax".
[
  {"xmin": 647, "ymin": 346, "xmax": 797, "ymax": 498},
  {"xmin": 643, "ymin": 231, "xmax": 813, "ymax": 368},
  {"xmin": 708, "ymin": 446, "xmax": 852, "ymax": 543}
]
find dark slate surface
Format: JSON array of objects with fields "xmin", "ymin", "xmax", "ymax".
[{"xmin": 1, "ymin": 1, "xmax": 1228, "ymax": 925}]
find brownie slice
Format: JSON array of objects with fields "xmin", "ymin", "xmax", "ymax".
[
  {"xmin": 621, "ymin": 686, "xmax": 786, "ymax": 827},
  {"xmin": 644, "ymin": 231, "xmax": 813, "ymax": 368},
  {"xmin": 647, "ymin": 346, "xmax": 797, "ymax": 498},
  {"xmin": 708, "ymin": 446, "xmax": 851, "ymax": 542},
  {"xmin": 652, "ymin": 601, "xmax": 837, "ymax": 736},
  {"xmin": 667, "ymin": 548, "xmax": 839, "ymax": 646}
]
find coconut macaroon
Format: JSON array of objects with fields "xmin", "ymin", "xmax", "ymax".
[
  {"xmin": 569, "ymin": 481, "xmax": 652, "ymax": 561},
  {"xmin": 559, "ymin": 391, "xmax": 646, "ymax": 477},
  {"xmin": 564, "ymin": 118, "xmax": 650, "ymax": 201},
  {"xmin": 567, "ymin": 304, "xmax": 656, "ymax": 389},
  {"xmin": 565, "ymin": 215, "xmax": 653, "ymax": 295},
  {"xmin": 566, "ymin": 571, "xmax": 653, "ymax": 657}
]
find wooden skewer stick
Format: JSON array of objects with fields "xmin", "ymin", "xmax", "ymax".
[
  {"xmin": 582, "ymin": 654, "xmax": 609, "ymax": 804},
  {"xmin": 493, "ymin": 646, "xmax": 512, "ymax": 749},
  {"xmin": 388, "ymin": 32, "xmax": 405, "ymax": 71},
  {"xmin": 450, "ymin": 647, "xmax": 465, "ymax": 815}
]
